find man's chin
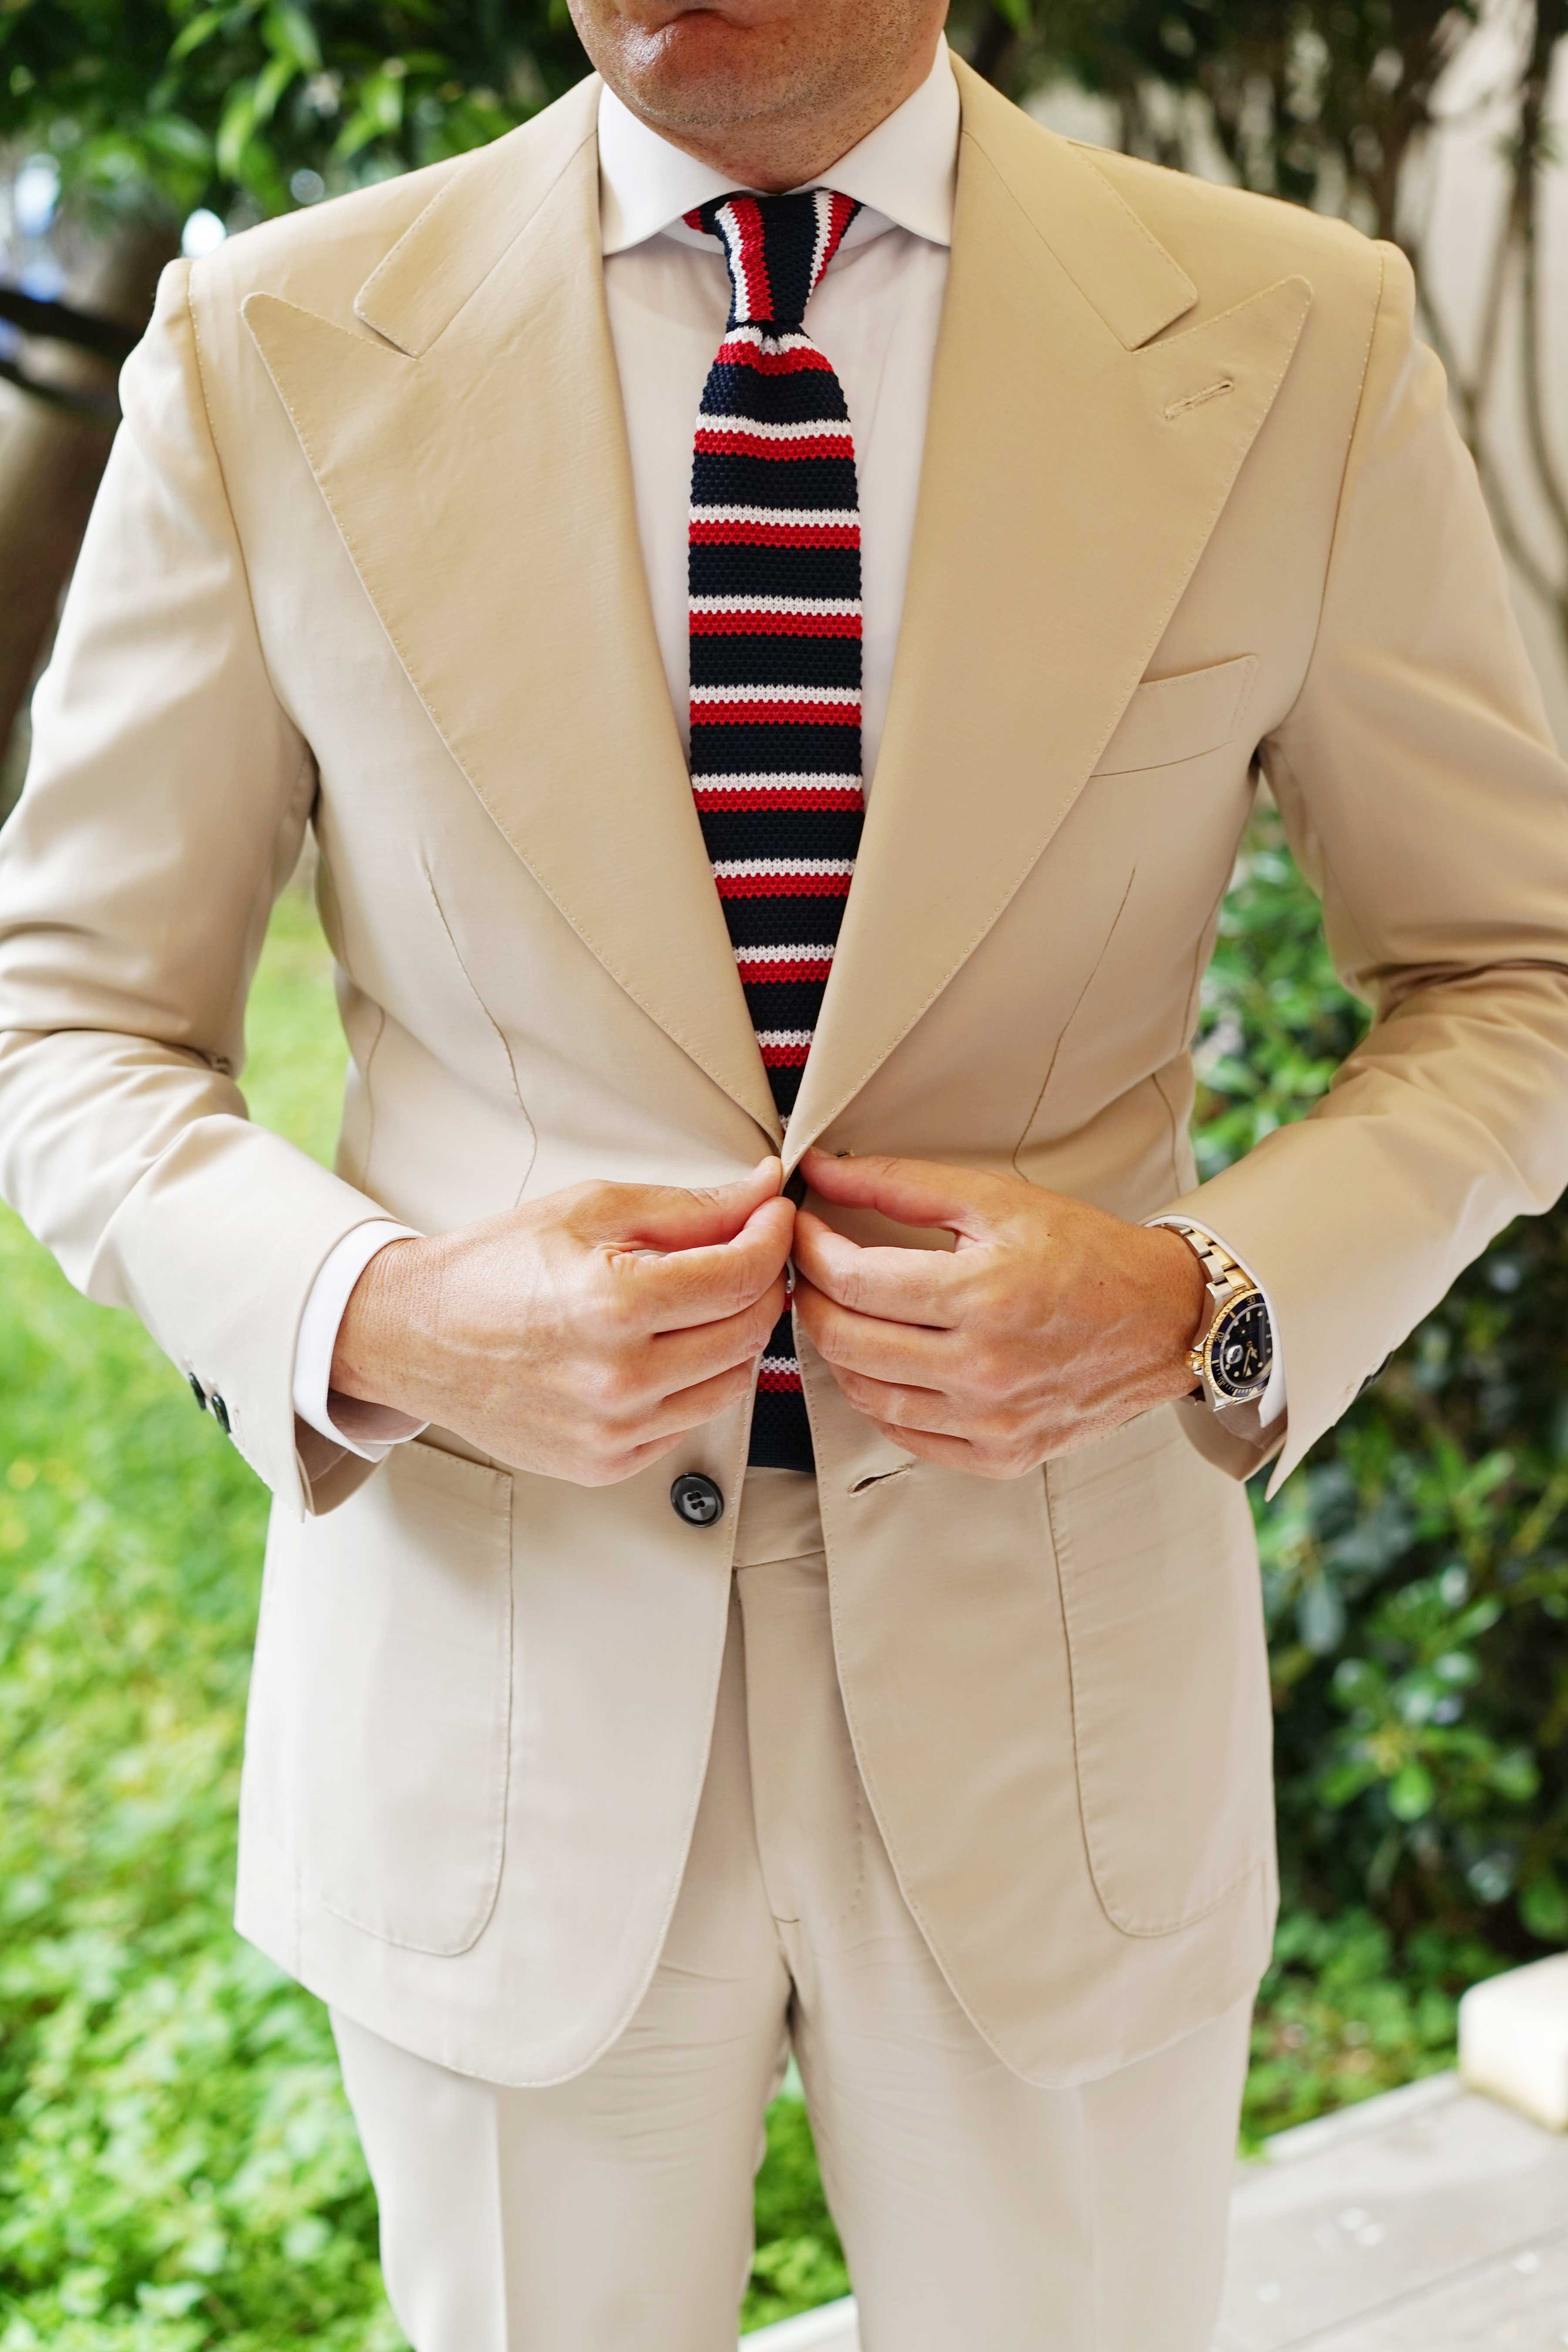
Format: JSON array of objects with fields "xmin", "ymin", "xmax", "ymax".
[{"xmin": 612, "ymin": 20, "xmax": 814, "ymax": 133}]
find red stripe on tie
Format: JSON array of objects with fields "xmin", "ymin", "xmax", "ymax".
[
  {"xmin": 716, "ymin": 340, "xmax": 835, "ymax": 374},
  {"xmin": 715, "ymin": 870, "xmax": 853, "ymax": 899},
  {"xmin": 757, "ymin": 1366, "xmax": 804, "ymax": 1392},
  {"xmin": 694, "ymin": 428, "xmax": 852, "ymax": 461},
  {"xmin": 736, "ymin": 955, "xmax": 834, "ymax": 983},
  {"xmin": 694, "ymin": 786, "xmax": 857, "ymax": 812},
  {"xmin": 820, "ymin": 190, "xmax": 857, "ymax": 277},
  {"xmin": 690, "ymin": 609, "xmax": 861, "ymax": 637},
  {"xmin": 729, "ymin": 196, "xmax": 771, "ymax": 322},
  {"xmin": 694, "ymin": 697, "xmax": 859, "ymax": 725},
  {"xmin": 689, "ymin": 518, "xmax": 860, "ymax": 547}
]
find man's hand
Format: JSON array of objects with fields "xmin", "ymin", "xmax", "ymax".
[
  {"xmin": 791, "ymin": 1150, "xmax": 1209, "ymax": 1478},
  {"xmin": 331, "ymin": 1159, "xmax": 794, "ymax": 1485}
]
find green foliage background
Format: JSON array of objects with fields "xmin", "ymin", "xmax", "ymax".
[
  {"xmin": 2, "ymin": 0, "xmax": 1567, "ymax": 2336},
  {"xmin": 2, "ymin": 824, "xmax": 1560, "ymax": 2344},
  {"xmin": 0, "ymin": 0, "xmax": 590, "ymax": 226}
]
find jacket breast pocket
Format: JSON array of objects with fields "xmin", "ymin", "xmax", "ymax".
[
  {"xmin": 1044, "ymin": 1404, "xmax": 1273, "ymax": 1937},
  {"xmin": 1092, "ymin": 654, "xmax": 1259, "ymax": 776},
  {"xmin": 299, "ymin": 1436, "xmax": 514, "ymax": 1954}
]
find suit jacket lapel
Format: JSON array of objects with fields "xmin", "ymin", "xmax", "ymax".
[
  {"xmin": 243, "ymin": 81, "xmax": 782, "ymax": 1143},
  {"xmin": 784, "ymin": 62, "xmax": 1311, "ymax": 1161}
]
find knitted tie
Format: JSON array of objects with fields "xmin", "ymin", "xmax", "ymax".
[{"xmin": 687, "ymin": 187, "xmax": 865, "ymax": 1473}]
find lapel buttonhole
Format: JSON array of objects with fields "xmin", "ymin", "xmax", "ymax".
[{"xmin": 1164, "ymin": 377, "xmax": 1237, "ymax": 420}]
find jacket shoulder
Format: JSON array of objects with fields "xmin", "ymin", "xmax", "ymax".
[
  {"xmin": 1066, "ymin": 139, "xmax": 1386, "ymax": 318},
  {"xmin": 953, "ymin": 60, "xmax": 1388, "ymax": 355},
  {"xmin": 188, "ymin": 75, "xmax": 600, "ymax": 331}
]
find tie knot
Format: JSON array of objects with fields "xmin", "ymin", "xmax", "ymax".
[{"xmin": 686, "ymin": 188, "xmax": 861, "ymax": 331}]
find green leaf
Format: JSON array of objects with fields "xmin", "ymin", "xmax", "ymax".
[
  {"xmin": 1320, "ymin": 1758, "xmax": 1379, "ymax": 1808},
  {"xmin": 1388, "ymin": 1761, "xmax": 1436, "ymax": 1821},
  {"xmin": 252, "ymin": 49, "xmax": 297, "ymax": 124},
  {"xmin": 215, "ymin": 81, "xmax": 259, "ymax": 179},
  {"xmin": 1331, "ymin": 1656, "xmax": 1384, "ymax": 1710},
  {"xmin": 142, "ymin": 114, "xmax": 213, "ymax": 167},
  {"xmin": 263, "ymin": 0, "xmax": 321, "ymax": 71},
  {"xmin": 1521, "ymin": 1872, "xmax": 1568, "ymax": 1942},
  {"xmin": 167, "ymin": 7, "xmax": 231, "ymax": 63},
  {"xmin": 1490, "ymin": 1747, "xmax": 1542, "ymax": 1802}
]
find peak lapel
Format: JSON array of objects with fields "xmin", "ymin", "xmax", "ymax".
[
  {"xmin": 784, "ymin": 69, "xmax": 1311, "ymax": 1161},
  {"xmin": 243, "ymin": 86, "xmax": 781, "ymax": 1142}
]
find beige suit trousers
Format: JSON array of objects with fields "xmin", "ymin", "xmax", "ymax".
[{"xmin": 331, "ymin": 1469, "xmax": 1254, "ymax": 2352}]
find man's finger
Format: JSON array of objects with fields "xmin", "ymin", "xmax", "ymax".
[
  {"xmin": 646, "ymin": 1283, "xmax": 789, "ymax": 1386},
  {"xmin": 792, "ymin": 1210, "xmax": 961, "ymax": 1326},
  {"xmin": 801, "ymin": 1149, "xmax": 1014, "ymax": 1242},
  {"xmin": 633, "ymin": 1358, "xmax": 764, "ymax": 1443},
  {"xmin": 793, "ymin": 1276, "xmax": 953, "ymax": 1383},
  {"xmin": 866, "ymin": 1420, "xmax": 977, "ymax": 1471},
  {"xmin": 833, "ymin": 1369, "xmax": 971, "ymax": 1437},
  {"xmin": 625, "ymin": 1196, "xmax": 796, "ymax": 1332},
  {"xmin": 601, "ymin": 1157, "xmax": 784, "ymax": 1253}
]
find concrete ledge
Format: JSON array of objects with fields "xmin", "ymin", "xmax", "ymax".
[
  {"xmin": 1257, "ymin": 2068, "xmax": 1460, "ymax": 2164},
  {"xmin": 744, "ymin": 2298, "xmax": 858, "ymax": 2349},
  {"xmin": 1459, "ymin": 1952, "xmax": 1568, "ymax": 2132}
]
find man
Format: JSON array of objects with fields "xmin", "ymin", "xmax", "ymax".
[{"xmin": 2, "ymin": 0, "xmax": 1566, "ymax": 2343}]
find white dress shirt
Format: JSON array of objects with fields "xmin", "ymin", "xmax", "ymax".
[{"xmin": 293, "ymin": 39, "xmax": 1283, "ymax": 1458}]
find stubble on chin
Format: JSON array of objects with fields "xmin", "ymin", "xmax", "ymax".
[{"xmin": 601, "ymin": 30, "xmax": 843, "ymax": 138}]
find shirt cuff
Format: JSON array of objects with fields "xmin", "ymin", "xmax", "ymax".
[
  {"xmin": 1146, "ymin": 1217, "xmax": 1287, "ymax": 1429},
  {"xmin": 294, "ymin": 1221, "xmax": 428, "ymax": 1461}
]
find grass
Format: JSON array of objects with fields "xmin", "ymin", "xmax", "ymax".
[{"xmin": 0, "ymin": 887, "xmax": 1502, "ymax": 2346}]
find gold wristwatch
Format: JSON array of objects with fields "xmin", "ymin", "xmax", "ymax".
[{"xmin": 1163, "ymin": 1222, "xmax": 1273, "ymax": 1411}]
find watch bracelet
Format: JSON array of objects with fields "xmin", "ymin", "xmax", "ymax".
[{"xmin": 1159, "ymin": 1221, "xmax": 1262, "ymax": 1392}]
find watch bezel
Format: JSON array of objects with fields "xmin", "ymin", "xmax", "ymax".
[{"xmin": 1200, "ymin": 1288, "xmax": 1272, "ymax": 1406}]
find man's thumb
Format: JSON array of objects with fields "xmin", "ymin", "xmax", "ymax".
[{"xmin": 621, "ymin": 1159, "xmax": 783, "ymax": 1253}]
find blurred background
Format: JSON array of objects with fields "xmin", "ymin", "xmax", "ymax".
[{"xmin": 0, "ymin": 3, "xmax": 1564, "ymax": 2344}]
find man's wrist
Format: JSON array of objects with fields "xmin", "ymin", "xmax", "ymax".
[
  {"xmin": 1137, "ymin": 1223, "xmax": 1212, "ymax": 1397},
  {"xmin": 330, "ymin": 1233, "xmax": 429, "ymax": 1414}
]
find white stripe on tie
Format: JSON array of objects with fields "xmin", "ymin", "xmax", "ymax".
[
  {"xmin": 734, "ymin": 942, "xmax": 837, "ymax": 964},
  {"xmin": 712, "ymin": 857, "xmax": 855, "ymax": 879},
  {"xmin": 690, "ymin": 596, "xmax": 861, "ymax": 617},
  {"xmin": 689, "ymin": 505, "xmax": 859, "ymax": 529},
  {"xmin": 699, "ymin": 774, "xmax": 859, "ymax": 794},
  {"xmin": 692, "ymin": 683, "xmax": 859, "ymax": 707},
  {"xmin": 696, "ymin": 418, "xmax": 853, "ymax": 443}
]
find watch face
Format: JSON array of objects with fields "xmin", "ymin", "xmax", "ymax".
[{"xmin": 1208, "ymin": 1292, "xmax": 1272, "ymax": 1402}]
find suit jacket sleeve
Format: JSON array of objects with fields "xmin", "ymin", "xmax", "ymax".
[
  {"xmin": 1159, "ymin": 241, "xmax": 1568, "ymax": 1497},
  {"xmin": 0, "ymin": 258, "xmax": 394, "ymax": 1518}
]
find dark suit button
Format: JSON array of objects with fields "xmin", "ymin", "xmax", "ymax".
[
  {"xmin": 188, "ymin": 1374, "xmax": 207, "ymax": 1411},
  {"xmin": 670, "ymin": 1472, "xmax": 723, "ymax": 1527},
  {"xmin": 210, "ymin": 1393, "xmax": 231, "ymax": 1435}
]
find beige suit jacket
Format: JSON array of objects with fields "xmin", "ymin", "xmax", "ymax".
[{"xmin": 3, "ymin": 61, "xmax": 1567, "ymax": 2089}]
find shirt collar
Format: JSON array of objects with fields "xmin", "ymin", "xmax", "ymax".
[{"xmin": 597, "ymin": 35, "xmax": 958, "ymax": 258}]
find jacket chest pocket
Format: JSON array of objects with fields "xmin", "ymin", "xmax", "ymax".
[
  {"xmin": 298, "ymin": 1437, "xmax": 514, "ymax": 1954},
  {"xmin": 1091, "ymin": 654, "xmax": 1259, "ymax": 775},
  {"xmin": 1044, "ymin": 1405, "xmax": 1273, "ymax": 1937}
]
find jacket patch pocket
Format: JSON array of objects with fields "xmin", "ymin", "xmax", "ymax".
[
  {"xmin": 1092, "ymin": 654, "xmax": 1259, "ymax": 776},
  {"xmin": 1045, "ymin": 1404, "xmax": 1273, "ymax": 1937},
  {"xmin": 300, "ymin": 1436, "xmax": 514, "ymax": 1954}
]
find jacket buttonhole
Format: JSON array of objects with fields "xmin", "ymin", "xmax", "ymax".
[
  {"xmin": 850, "ymin": 1463, "xmax": 914, "ymax": 1495},
  {"xmin": 1164, "ymin": 377, "xmax": 1236, "ymax": 420}
]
